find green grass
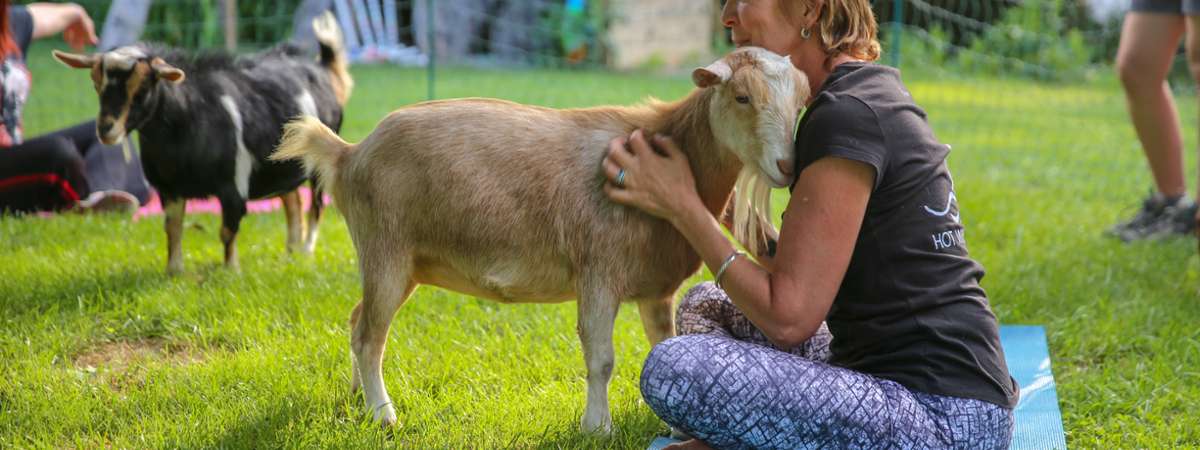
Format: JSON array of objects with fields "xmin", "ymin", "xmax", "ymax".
[{"xmin": 3, "ymin": 41, "xmax": 1200, "ymax": 448}]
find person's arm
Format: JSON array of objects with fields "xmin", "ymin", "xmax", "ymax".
[
  {"xmin": 667, "ymin": 157, "xmax": 872, "ymax": 348},
  {"xmin": 25, "ymin": 3, "xmax": 97, "ymax": 50},
  {"xmin": 603, "ymin": 131, "xmax": 874, "ymax": 349},
  {"xmin": 719, "ymin": 200, "xmax": 779, "ymax": 271}
]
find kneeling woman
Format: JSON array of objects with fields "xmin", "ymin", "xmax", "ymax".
[{"xmin": 601, "ymin": 0, "xmax": 1017, "ymax": 448}]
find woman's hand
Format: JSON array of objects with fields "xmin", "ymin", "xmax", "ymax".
[
  {"xmin": 29, "ymin": 3, "xmax": 98, "ymax": 51},
  {"xmin": 602, "ymin": 129, "xmax": 703, "ymax": 223},
  {"xmin": 62, "ymin": 7, "xmax": 97, "ymax": 51}
]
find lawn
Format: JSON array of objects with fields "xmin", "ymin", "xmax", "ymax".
[{"xmin": 2, "ymin": 42, "xmax": 1199, "ymax": 448}]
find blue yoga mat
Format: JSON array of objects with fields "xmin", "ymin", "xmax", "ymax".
[{"xmin": 648, "ymin": 325, "xmax": 1066, "ymax": 450}]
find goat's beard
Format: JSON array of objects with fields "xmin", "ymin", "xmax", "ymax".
[{"xmin": 731, "ymin": 166, "xmax": 776, "ymax": 258}]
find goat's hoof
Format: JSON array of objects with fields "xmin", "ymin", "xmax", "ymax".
[
  {"xmin": 166, "ymin": 263, "xmax": 184, "ymax": 276},
  {"xmin": 372, "ymin": 405, "xmax": 398, "ymax": 428},
  {"xmin": 580, "ymin": 416, "xmax": 614, "ymax": 436}
]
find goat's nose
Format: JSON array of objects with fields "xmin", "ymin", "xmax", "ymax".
[{"xmin": 777, "ymin": 158, "xmax": 795, "ymax": 178}]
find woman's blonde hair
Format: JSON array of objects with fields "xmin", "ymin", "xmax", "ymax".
[{"xmin": 779, "ymin": 0, "xmax": 881, "ymax": 63}]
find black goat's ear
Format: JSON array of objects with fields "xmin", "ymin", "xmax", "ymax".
[
  {"xmin": 150, "ymin": 58, "xmax": 186, "ymax": 84},
  {"xmin": 52, "ymin": 50, "xmax": 97, "ymax": 69}
]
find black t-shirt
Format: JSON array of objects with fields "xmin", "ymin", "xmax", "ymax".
[
  {"xmin": 792, "ymin": 62, "xmax": 1019, "ymax": 408},
  {"xmin": 1, "ymin": 5, "xmax": 34, "ymax": 146}
]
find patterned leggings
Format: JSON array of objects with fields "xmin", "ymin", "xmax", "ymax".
[{"xmin": 640, "ymin": 282, "xmax": 1014, "ymax": 450}]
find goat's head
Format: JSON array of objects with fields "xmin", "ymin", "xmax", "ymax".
[
  {"xmin": 53, "ymin": 47, "xmax": 185, "ymax": 145},
  {"xmin": 694, "ymin": 47, "xmax": 809, "ymax": 188},
  {"xmin": 694, "ymin": 47, "xmax": 809, "ymax": 253}
]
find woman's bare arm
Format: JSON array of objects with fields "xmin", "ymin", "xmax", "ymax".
[
  {"xmin": 670, "ymin": 156, "xmax": 874, "ymax": 348},
  {"xmin": 26, "ymin": 3, "xmax": 97, "ymax": 50}
]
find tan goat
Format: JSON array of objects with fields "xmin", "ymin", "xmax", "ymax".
[{"xmin": 272, "ymin": 47, "xmax": 809, "ymax": 433}]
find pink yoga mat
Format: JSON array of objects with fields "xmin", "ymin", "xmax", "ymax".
[{"xmin": 135, "ymin": 187, "xmax": 329, "ymax": 220}]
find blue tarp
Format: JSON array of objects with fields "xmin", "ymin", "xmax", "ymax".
[{"xmin": 648, "ymin": 325, "xmax": 1066, "ymax": 449}]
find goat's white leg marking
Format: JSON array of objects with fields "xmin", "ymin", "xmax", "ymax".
[
  {"xmin": 638, "ymin": 296, "xmax": 675, "ymax": 347},
  {"xmin": 294, "ymin": 91, "xmax": 322, "ymax": 254},
  {"xmin": 303, "ymin": 225, "xmax": 320, "ymax": 254},
  {"xmin": 348, "ymin": 301, "xmax": 363, "ymax": 394},
  {"xmin": 577, "ymin": 276, "xmax": 620, "ymax": 434},
  {"xmin": 219, "ymin": 95, "xmax": 254, "ymax": 199},
  {"xmin": 352, "ymin": 254, "xmax": 414, "ymax": 426},
  {"xmin": 163, "ymin": 199, "xmax": 186, "ymax": 275}
]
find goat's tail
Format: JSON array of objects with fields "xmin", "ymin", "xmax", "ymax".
[
  {"xmin": 272, "ymin": 116, "xmax": 352, "ymax": 195},
  {"xmin": 312, "ymin": 11, "xmax": 354, "ymax": 106}
]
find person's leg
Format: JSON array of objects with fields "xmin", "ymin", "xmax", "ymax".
[
  {"xmin": 1112, "ymin": 8, "xmax": 1198, "ymax": 239},
  {"xmin": 51, "ymin": 120, "xmax": 103, "ymax": 152},
  {"xmin": 677, "ymin": 281, "xmax": 831, "ymax": 361},
  {"xmin": 1180, "ymin": 6, "xmax": 1200, "ymax": 235},
  {"xmin": 55, "ymin": 120, "xmax": 152, "ymax": 205},
  {"xmin": 0, "ymin": 137, "xmax": 88, "ymax": 214},
  {"xmin": 640, "ymin": 334, "xmax": 1013, "ymax": 449},
  {"xmin": 1117, "ymin": 11, "xmax": 1187, "ymax": 199}
]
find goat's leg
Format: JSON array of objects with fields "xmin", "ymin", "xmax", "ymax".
[
  {"xmin": 163, "ymin": 198, "xmax": 186, "ymax": 275},
  {"xmin": 280, "ymin": 189, "xmax": 304, "ymax": 254},
  {"xmin": 304, "ymin": 181, "xmax": 324, "ymax": 254},
  {"xmin": 216, "ymin": 192, "xmax": 247, "ymax": 271},
  {"xmin": 348, "ymin": 301, "xmax": 363, "ymax": 394},
  {"xmin": 576, "ymin": 277, "xmax": 621, "ymax": 434},
  {"xmin": 638, "ymin": 295, "xmax": 675, "ymax": 346},
  {"xmin": 351, "ymin": 254, "xmax": 414, "ymax": 426}
]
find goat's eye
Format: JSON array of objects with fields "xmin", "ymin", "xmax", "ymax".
[{"xmin": 735, "ymin": 95, "xmax": 751, "ymax": 104}]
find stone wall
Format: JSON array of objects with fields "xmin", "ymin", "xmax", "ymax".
[{"xmin": 606, "ymin": 0, "xmax": 716, "ymax": 70}]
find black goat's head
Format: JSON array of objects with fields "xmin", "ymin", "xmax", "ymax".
[{"xmin": 53, "ymin": 47, "xmax": 185, "ymax": 145}]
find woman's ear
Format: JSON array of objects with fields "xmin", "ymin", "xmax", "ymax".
[{"xmin": 801, "ymin": 0, "xmax": 826, "ymax": 30}]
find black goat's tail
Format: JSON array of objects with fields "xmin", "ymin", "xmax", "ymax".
[
  {"xmin": 312, "ymin": 11, "xmax": 354, "ymax": 106},
  {"xmin": 272, "ymin": 116, "xmax": 353, "ymax": 196}
]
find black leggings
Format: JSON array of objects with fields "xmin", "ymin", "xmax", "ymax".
[{"xmin": 0, "ymin": 121, "xmax": 149, "ymax": 214}]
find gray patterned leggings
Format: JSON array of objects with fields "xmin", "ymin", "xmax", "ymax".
[{"xmin": 640, "ymin": 282, "xmax": 1014, "ymax": 449}]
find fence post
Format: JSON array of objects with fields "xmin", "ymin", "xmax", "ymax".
[
  {"xmin": 426, "ymin": 0, "xmax": 436, "ymax": 101},
  {"xmin": 224, "ymin": 0, "xmax": 238, "ymax": 52},
  {"xmin": 889, "ymin": 0, "xmax": 902, "ymax": 68}
]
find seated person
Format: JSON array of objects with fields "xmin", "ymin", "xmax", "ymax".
[{"xmin": 0, "ymin": 1, "xmax": 149, "ymax": 215}]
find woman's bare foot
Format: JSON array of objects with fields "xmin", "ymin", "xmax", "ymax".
[{"xmin": 664, "ymin": 439, "xmax": 715, "ymax": 450}]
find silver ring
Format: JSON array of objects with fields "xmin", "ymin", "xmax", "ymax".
[{"xmin": 615, "ymin": 169, "xmax": 626, "ymax": 188}]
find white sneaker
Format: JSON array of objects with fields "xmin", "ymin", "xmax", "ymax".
[{"xmin": 75, "ymin": 190, "xmax": 138, "ymax": 216}]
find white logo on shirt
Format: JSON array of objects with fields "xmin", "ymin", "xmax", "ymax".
[
  {"xmin": 925, "ymin": 190, "xmax": 966, "ymax": 251},
  {"xmin": 923, "ymin": 191, "xmax": 960, "ymax": 223}
]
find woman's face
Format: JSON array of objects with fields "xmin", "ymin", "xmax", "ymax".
[{"xmin": 721, "ymin": 0, "xmax": 804, "ymax": 56}]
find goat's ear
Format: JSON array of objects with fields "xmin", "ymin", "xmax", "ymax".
[
  {"xmin": 150, "ymin": 58, "xmax": 186, "ymax": 84},
  {"xmin": 52, "ymin": 50, "xmax": 97, "ymax": 69},
  {"xmin": 692, "ymin": 60, "xmax": 733, "ymax": 88}
]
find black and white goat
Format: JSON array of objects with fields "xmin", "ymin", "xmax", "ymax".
[{"xmin": 54, "ymin": 13, "xmax": 353, "ymax": 274}]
